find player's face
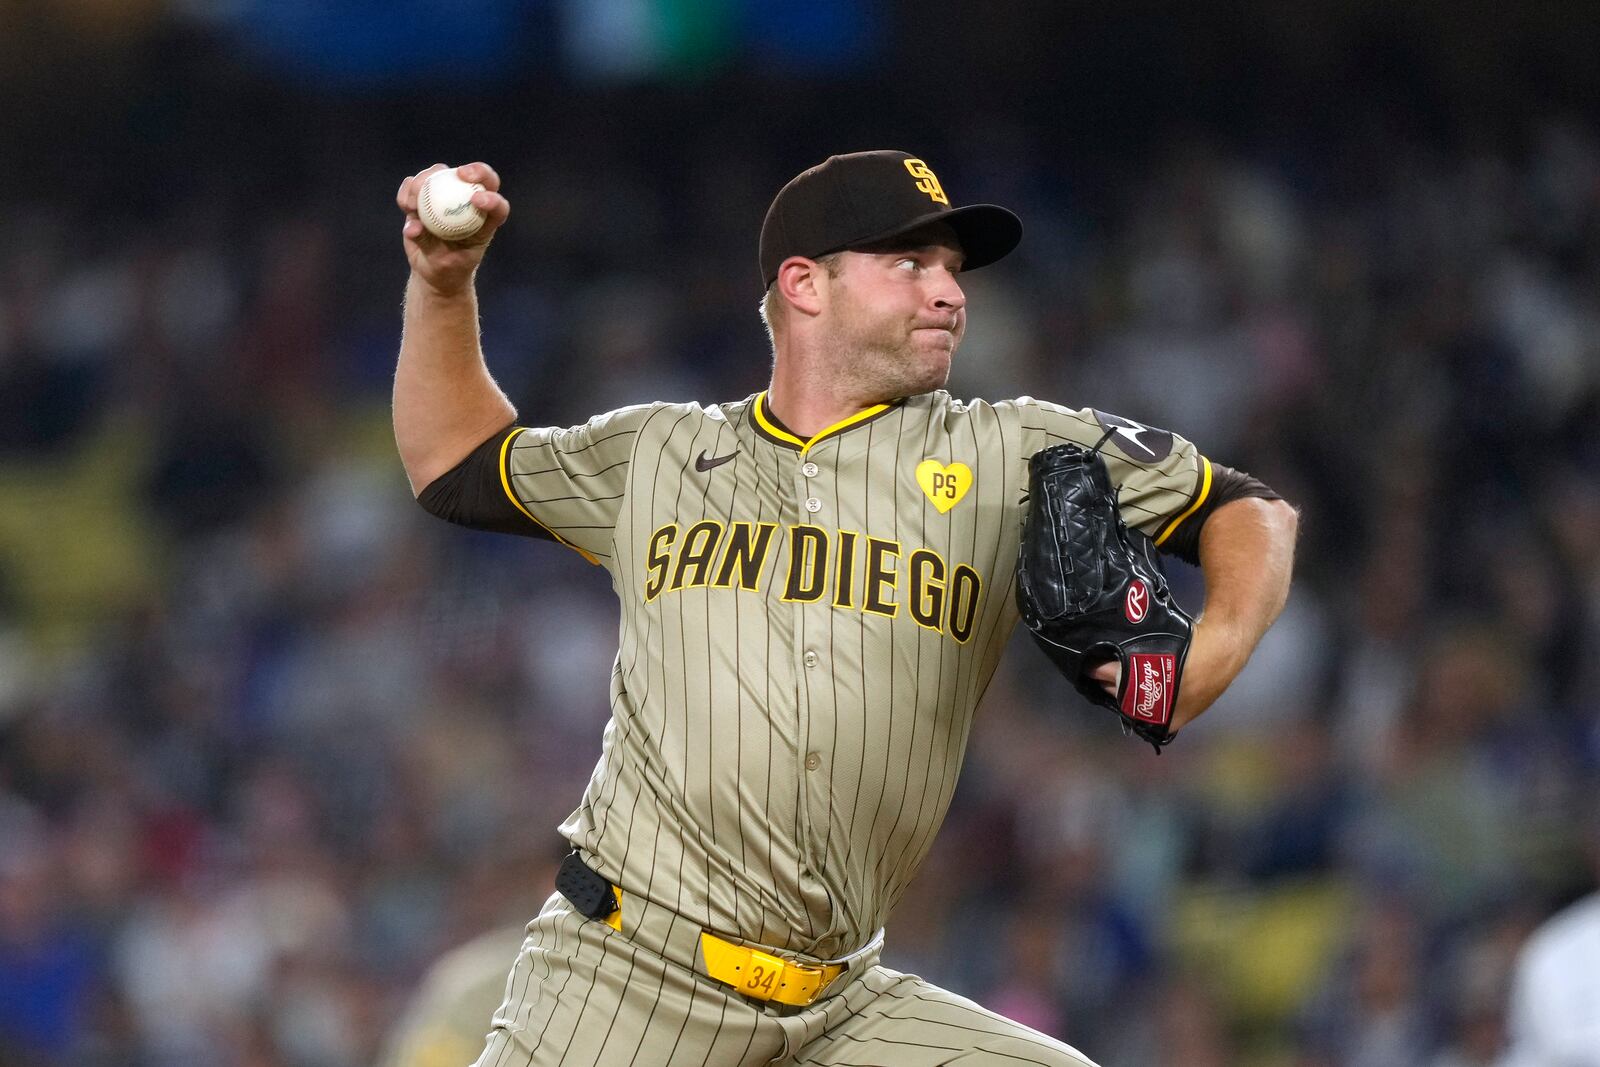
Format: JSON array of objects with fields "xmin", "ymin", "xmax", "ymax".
[{"xmin": 820, "ymin": 226, "xmax": 967, "ymax": 400}]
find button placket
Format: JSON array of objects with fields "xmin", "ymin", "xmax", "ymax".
[
  {"xmin": 790, "ymin": 446, "xmax": 832, "ymax": 832},
  {"xmin": 797, "ymin": 452, "xmax": 824, "ymax": 517}
]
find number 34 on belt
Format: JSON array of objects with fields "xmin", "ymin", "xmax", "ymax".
[{"xmin": 698, "ymin": 932, "xmax": 844, "ymax": 1007}]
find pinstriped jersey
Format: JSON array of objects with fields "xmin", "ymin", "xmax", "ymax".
[{"xmin": 501, "ymin": 390, "xmax": 1210, "ymax": 960}]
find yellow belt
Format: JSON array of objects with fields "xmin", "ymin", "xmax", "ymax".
[
  {"xmin": 698, "ymin": 932, "xmax": 845, "ymax": 1006},
  {"xmin": 608, "ymin": 890, "xmax": 843, "ymax": 1006}
]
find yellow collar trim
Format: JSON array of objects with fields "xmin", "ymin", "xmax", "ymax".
[{"xmin": 752, "ymin": 392, "xmax": 896, "ymax": 456}]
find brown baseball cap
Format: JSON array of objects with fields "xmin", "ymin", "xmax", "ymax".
[{"xmin": 759, "ymin": 150, "xmax": 1023, "ymax": 287}]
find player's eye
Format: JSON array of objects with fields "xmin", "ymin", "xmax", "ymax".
[{"xmin": 895, "ymin": 257, "xmax": 919, "ymax": 272}]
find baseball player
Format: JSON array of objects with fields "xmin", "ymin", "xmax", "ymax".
[{"xmin": 392, "ymin": 150, "xmax": 1298, "ymax": 1066}]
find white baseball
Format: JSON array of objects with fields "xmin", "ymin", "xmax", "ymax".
[{"xmin": 418, "ymin": 168, "xmax": 486, "ymax": 240}]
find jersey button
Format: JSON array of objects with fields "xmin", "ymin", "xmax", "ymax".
[
  {"xmin": 803, "ymin": 650, "xmax": 818, "ymax": 668},
  {"xmin": 804, "ymin": 497, "xmax": 822, "ymax": 513},
  {"xmin": 801, "ymin": 461, "xmax": 819, "ymax": 478},
  {"xmin": 804, "ymin": 753, "xmax": 821, "ymax": 771}
]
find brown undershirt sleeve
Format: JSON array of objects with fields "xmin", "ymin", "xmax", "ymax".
[
  {"xmin": 415, "ymin": 426, "xmax": 557, "ymax": 541},
  {"xmin": 1156, "ymin": 462, "xmax": 1282, "ymax": 566}
]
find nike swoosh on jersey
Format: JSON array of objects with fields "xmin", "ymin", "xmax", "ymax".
[{"xmin": 695, "ymin": 450, "xmax": 738, "ymax": 472}]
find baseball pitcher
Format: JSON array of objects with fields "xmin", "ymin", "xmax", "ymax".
[{"xmin": 392, "ymin": 150, "xmax": 1298, "ymax": 1065}]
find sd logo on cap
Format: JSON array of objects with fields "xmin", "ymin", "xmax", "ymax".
[{"xmin": 758, "ymin": 150, "xmax": 1021, "ymax": 287}]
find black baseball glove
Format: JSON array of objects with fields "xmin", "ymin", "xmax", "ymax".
[{"xmin": 1015, "ymin": 441, "xmax": 1194, "ymax": 752}]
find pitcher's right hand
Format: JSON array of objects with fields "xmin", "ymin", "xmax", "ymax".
[{"xmin": 397, "ymin": 162, "xmax": 510, "ymax": 297}]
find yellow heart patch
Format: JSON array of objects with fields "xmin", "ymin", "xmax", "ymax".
[{"xmin": 915, "ymin": 460, "xmax": 973, "ymax": 514}]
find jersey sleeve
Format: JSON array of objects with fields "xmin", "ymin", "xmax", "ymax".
[
  {"xmin": 498, "ymin": 404, "xmax": 659, "ymax": 565},
  {"xmin": 416, "ymin": 403, "xmax": 657, "ymax": 566},
  {"xmin": 1008, "ymin": 397, "xmax": 1212, "ymax": 550}
]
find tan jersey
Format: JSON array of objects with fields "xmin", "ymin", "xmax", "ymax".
[{"xmin": 501, "ymin": 390, "xmax": 1210, "ymax": 960}]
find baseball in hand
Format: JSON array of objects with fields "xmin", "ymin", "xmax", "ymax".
[{"xmin": 418, "ymin": 168, "xmax": 487, "ymax": 240}]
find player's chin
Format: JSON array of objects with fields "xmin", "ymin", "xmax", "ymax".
[
  {"xmin": 914, "ymin": 333, "xmax": 957, "ymax": 369},
  {"xmin": 901, "ymin": 351, "xmax": 953, "ymax": 395}
]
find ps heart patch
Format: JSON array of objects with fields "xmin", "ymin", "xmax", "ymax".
[{"xmin": 915, "ymin": 460, "xmax": 973, "ymax": 514}]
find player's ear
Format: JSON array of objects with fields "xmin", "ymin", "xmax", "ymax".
[{"xmin": 777, "ymin": 257, "xmax": 826, "ymax": 318}]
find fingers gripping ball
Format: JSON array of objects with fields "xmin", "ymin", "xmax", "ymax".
[{"xmin": 418, "ymin": 168, "xmax": 486, "ymax": 241}]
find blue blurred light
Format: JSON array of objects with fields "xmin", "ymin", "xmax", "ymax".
[
  {"xmin": 739, "ymin": 0, "xmax": 882, "ymax": 72},
  {"xmin": 218, "ymin": 0, "xmax": 535, "ymax": 88}
]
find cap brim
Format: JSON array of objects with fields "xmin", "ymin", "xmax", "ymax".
[{"xmin": 834, "ymin": 203, "xmax": 1023, "ymax": 273}]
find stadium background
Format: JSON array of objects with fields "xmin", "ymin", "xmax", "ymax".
[{"xmin": 1, "ymin": 3, "xmax": 1598, "ymax": 1065}]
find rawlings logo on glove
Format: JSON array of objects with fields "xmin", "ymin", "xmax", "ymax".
[{"xmin": 1015, "ymin": 441, "xmax": 1194, "ymax": 752}]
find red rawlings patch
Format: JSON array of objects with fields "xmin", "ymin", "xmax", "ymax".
[
  {"xmin": 1124, "ymin": 580, "xmax": 1150, "ymax": 623},
  {"xmin": 1121, "ymin": 653, "xmax": 1175, "ymax": 725}
]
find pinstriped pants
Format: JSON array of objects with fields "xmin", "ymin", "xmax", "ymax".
[{"xmin": 474, "ymin": 893, "xmax": 1099, "ymax": 1067}]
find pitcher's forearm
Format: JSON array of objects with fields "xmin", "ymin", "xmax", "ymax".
[
  {"xmin": 1195, "ymin": 496, "xmax": 1298, "ymax": 643},
  {"xmin": 391, "ymin": 162, "xmax": 515, "ymax": 493},
  {"xmin": 394, "ymin": 272, "xmax": 517, "ymax": 494},
  {"xmin": 1171, "ymin": 496, "xmax": 1299, "ymax": 728}
]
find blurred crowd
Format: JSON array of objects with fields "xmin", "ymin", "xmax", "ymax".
[{"xmin": 2, "ymin": 10, "xmax": 1599, "ymax": 1067}]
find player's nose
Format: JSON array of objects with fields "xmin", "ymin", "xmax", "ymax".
[{"xmin": 929, "ymin": 270, "xmax": 966, "ymax": 314}]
